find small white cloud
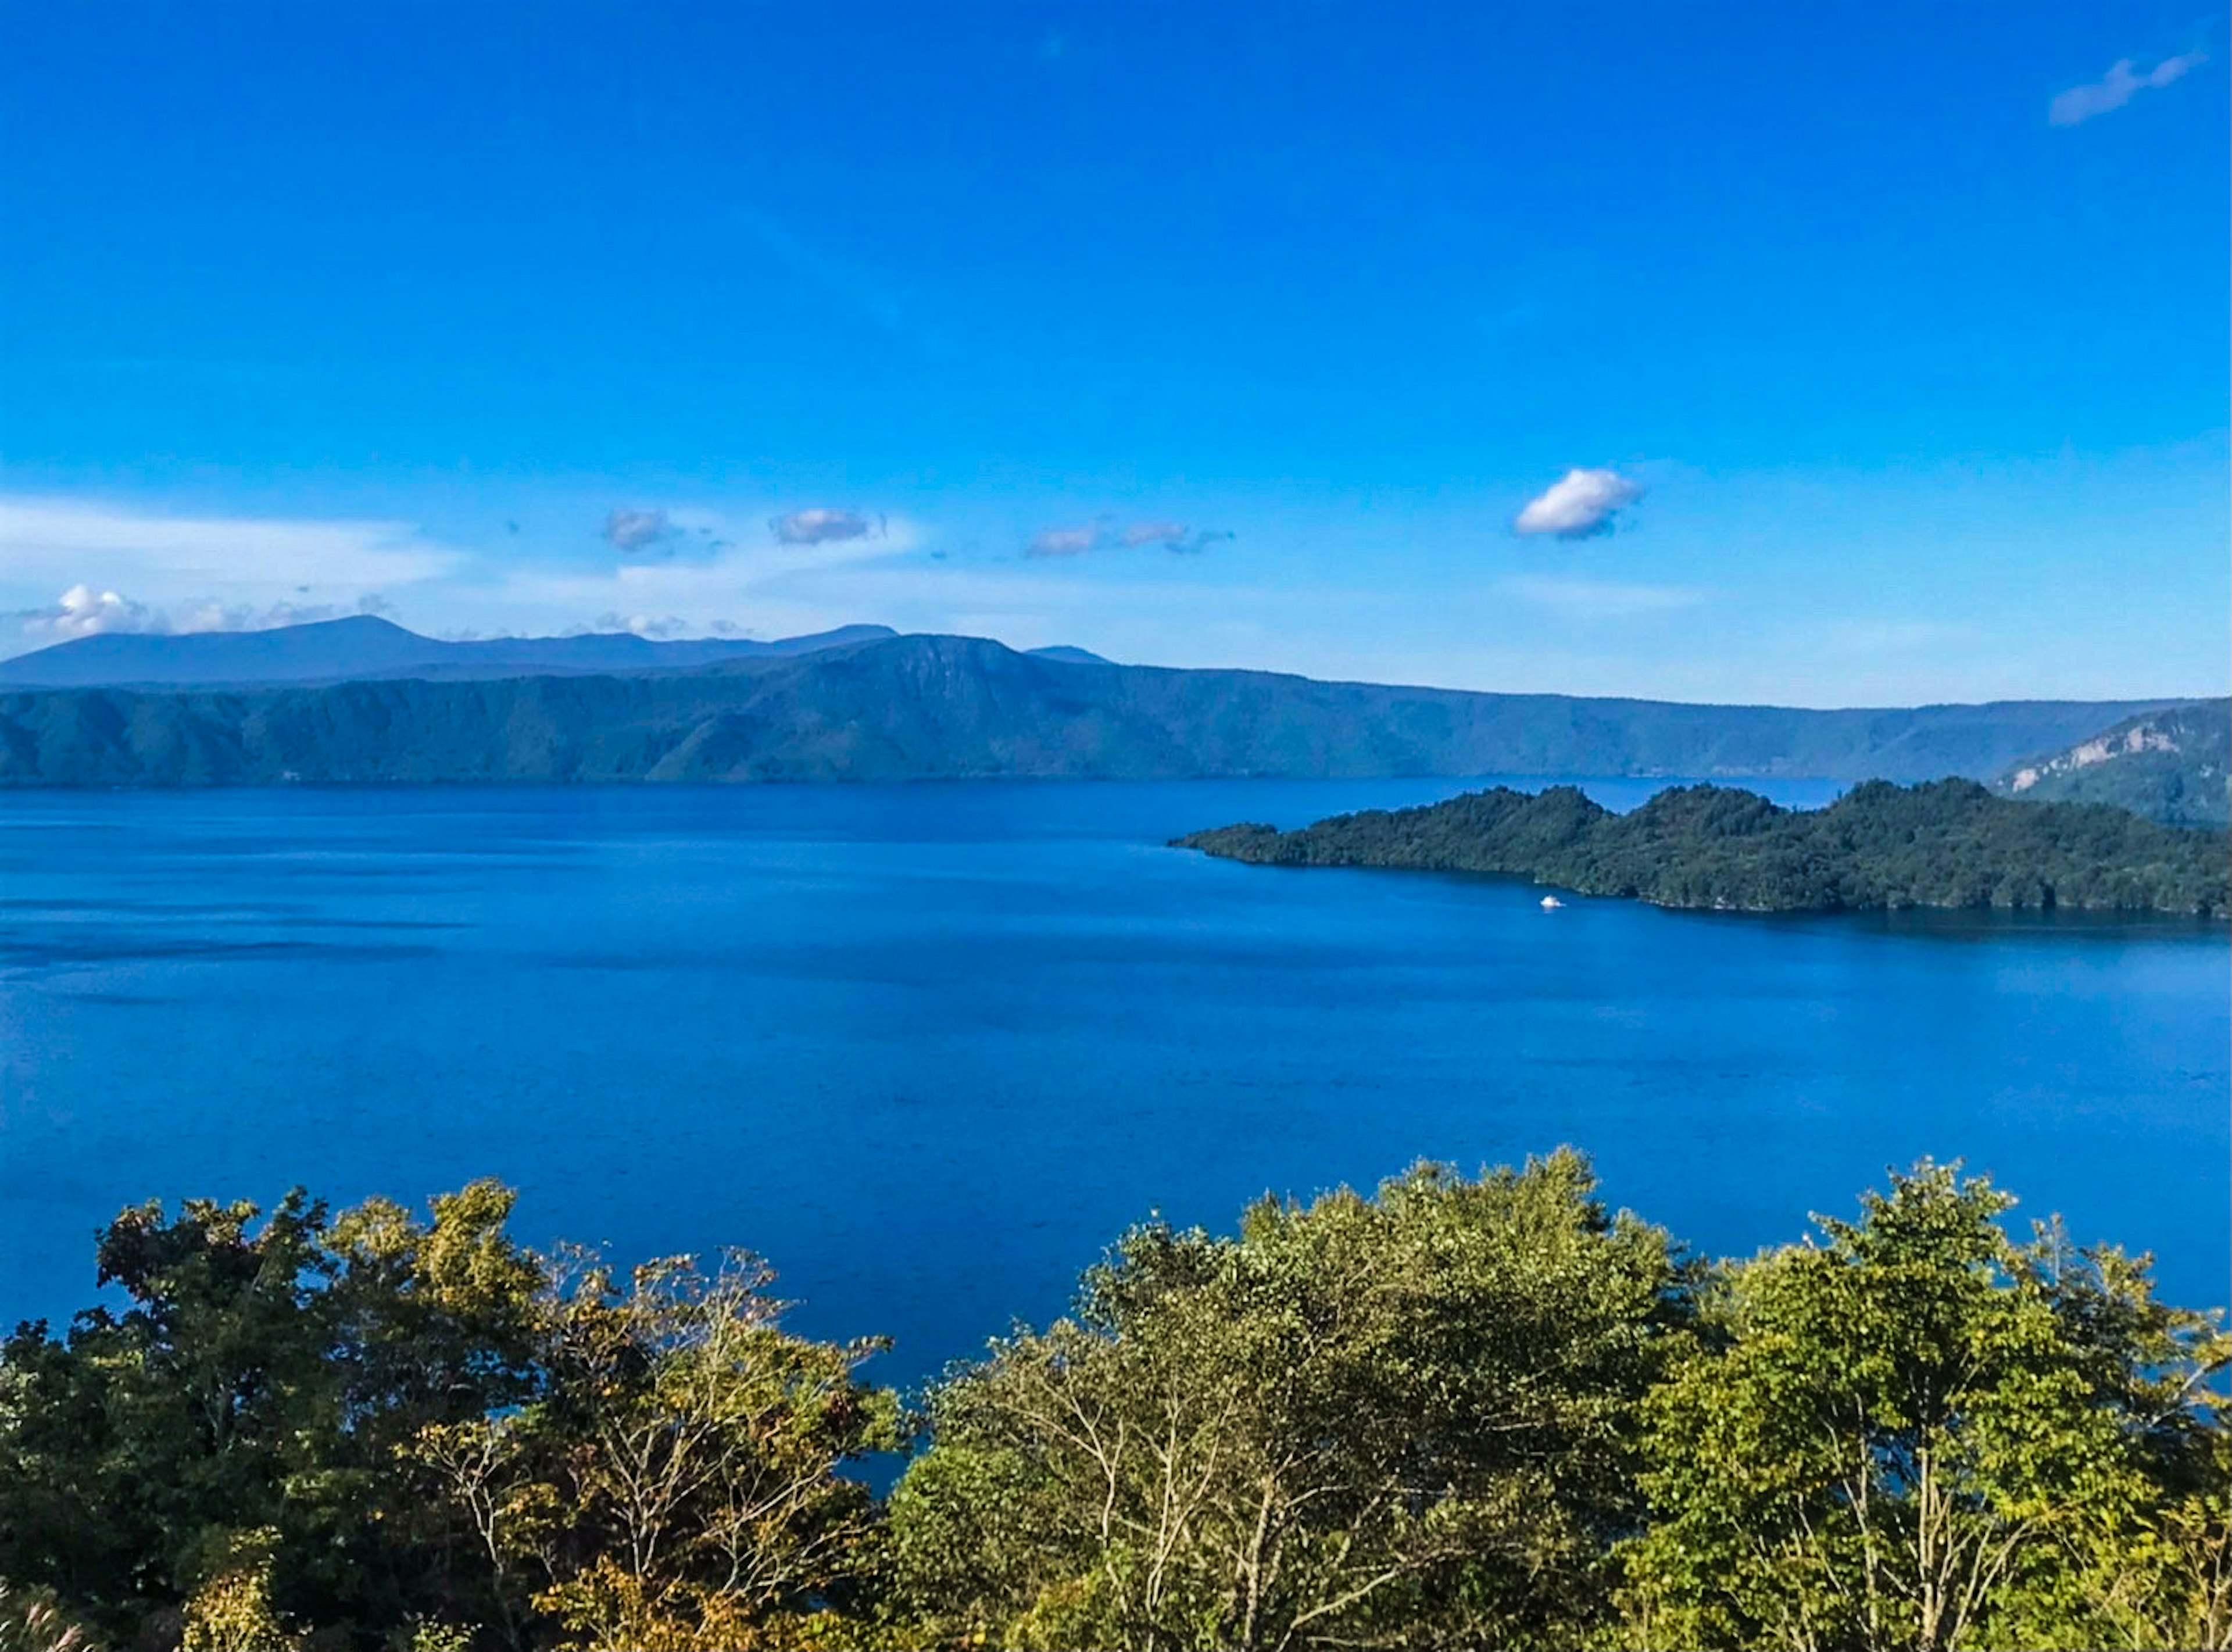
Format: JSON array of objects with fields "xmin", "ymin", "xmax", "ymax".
[
  {"xmin": 1026, "ymin": 525, "xmax": 1102, "ymax": 558},
  {"xmin": 13, "ymin": 584, "xmax": 162, "ymax": 641},
  {"xmin": 2049, "ymin": 52, "xmax": 2205, "ymax": 126},
  {"xmin": 603, "ymin": 508, "xmax": 676, "ymax": 553},
  {"xmin": 1027, "ymin": 520, "xmax": 1235, "ymax": 559},
  {"xmin": 1121, "ymin": 521, "xmax": 1236, "ymax": 555},
  {"xmin": 590, "ymin": 610, "xmax": 691, "ymax": 639},
  {"xmin": 7, "ymin": 582, "xmax": 403, "ymax": 651},
  {"xmin": 1121, "ymin": 520, "xmax": 1187, "ymax": 548},
  {"xmin": 1512, "ymin": 468, "xmax": 1644, "ymax": 539},
  {"xmin": 769, "ymin": 508, "xmax": 876, "ymax": 545}
]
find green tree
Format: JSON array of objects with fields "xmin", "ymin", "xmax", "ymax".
[
  {"xmin": 890, "ymin": 1150, "xmax": 1689, "ymax": 1650},
  {"xmin": 0, "ymin": 1192, "xmax": 339, "ymax": 1639},
  {"xmin": 1618, "ymin": 1162, "xmax": 2231, "ymax": 1650},
  {"xmin": 0, "ymin": 1182, "xmax": 549, "ymax": 1646},
  {"xmin": 315, "ymin": 1181, "xmax": 550, "ymax": 1644},
  {"xmin": 405, "ymin": 1247, "xmax": 899, "ymax": 1651},
  {"xmin": 5, "ymin": 1156, "xmax": 2224, "ymax": 1651}
]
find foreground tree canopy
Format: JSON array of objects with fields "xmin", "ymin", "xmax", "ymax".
[{"xmin": 1, "ymin": 1154, "xmax": 2224, "ymax": 1652}]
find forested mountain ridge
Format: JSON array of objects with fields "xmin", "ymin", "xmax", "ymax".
[
  {"xmin": 1176, "ymin": 778, "xmax": 2230, "ymax": 916},
  {"xmin": 1995, "ymin": 698, "xmax": 2230, "ymax": 827},
  {"xmin": 0, "ymin": 632, "xmax": 2184, "ymax": 788}
]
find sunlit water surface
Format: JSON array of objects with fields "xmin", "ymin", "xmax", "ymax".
[{"xmin": 5, "ymin": 779, "xmax": 2225, "ymax": 1384}]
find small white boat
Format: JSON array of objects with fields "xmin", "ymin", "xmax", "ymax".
[{"xmin": 1540, "ymin": 895, "xmax": 1564, "ymax": 910}]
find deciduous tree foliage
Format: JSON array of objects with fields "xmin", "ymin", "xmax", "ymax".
[
  {"xmin": 890, "ymin": 1152, "xmax": 1684, "ymax": 1649},
  {"xmin": 1619, "ymin": 1164, "xmax": 2232, "ymax": 1651},
  {"xmin": 0, "ymin": 1155, "xmax": 2222, "ymax": 1651},
  {"xmin": 0, "ymin": 1183, "xmax": 892, "ymax": 1652},
  {"xmin": 409, "ymin": 1247, "xmax": 897, "ymax": 1651}
]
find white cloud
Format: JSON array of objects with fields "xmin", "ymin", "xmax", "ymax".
[
  {"xmin": 1119, "ymin": 521, "xmax": 1236, "ymax": 554},
  {"xmin": 1511, "ymin": 468, "xmax": 1644, "ymax": 539},
  {"xmin": 487, "ymin": 513, "xmax": 921, "ymax": 636},
  {"xmin": 603, "ymin": 507, "xmax": 676, "ymax": 553},
  {"xmin": 1500, "ymin": 573, "xmax": 1704, "ymax": 620},
  {"xmin": 5, "ymin": 491, "xmax": 2162, "ymax": 706},
  {"xmin": 0, "ymin": 496, "xmax": 462, "ymax": 656},
  {"xmin": 589, "ymin": 611, "xmax": 692, "ymax": 639},
  {"xmin": 12, "ymin": 584, "xmax": 160, "ymax": 641},
  {"xmin": 1121, "ymin": 520, "xmax": 1186, "ymax": 548},
  {"xmin": 1028, "ymin": 520, "xmax": 1235, "ymax": 557},
  {"xmin": 5, "ymin": 586, "xmax": 378, "ymax": 649},
  {"xmin": 2049, "ymin": 52, "xmax": 2205, "ymax": 126},
  {"xmin": 1026, "ymin": 525, "xmax": 1101, "ymax": 558},
  {"xmin": 769, "ymin": 508, "xmax": 877, "ymax": 545}
]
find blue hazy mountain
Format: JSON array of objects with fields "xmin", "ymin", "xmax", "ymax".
[
  {"xmin": 1024, "ymin": 644, "xmax": 1116, "ymax": 666},
  {"xmin": 0, "ymin": 614, "xmax": 900, "ymax": 688},
  {"xmin": 0, "ymin": 630, "xmax": 2186, "ymax": 789}
]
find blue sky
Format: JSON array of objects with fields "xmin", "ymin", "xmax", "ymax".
[{"xmin": 2, "ymin": 2, "xmax": 2224, "ymax": 703}]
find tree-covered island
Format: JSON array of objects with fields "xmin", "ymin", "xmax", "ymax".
[{"xmin": 1175, "ymin": 778, "xmax": 2231, "ymax": 917}]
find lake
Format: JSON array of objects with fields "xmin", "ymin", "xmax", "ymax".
[{"xmin": 3, "ymin": 779, "xmax": 2226, "ymax": 1386}]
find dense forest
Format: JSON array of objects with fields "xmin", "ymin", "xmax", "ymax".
[
  {"xmin": 0, "ymin": 633, "xmax": 2177, "ymax": 788},
  {"xmin": 1, "ymin": 1156, "xmax": 2225, "ymax": 1651},
  {"xmin": 1177, "ymin": 778, "xmax": 2231, "ymax": 916}
]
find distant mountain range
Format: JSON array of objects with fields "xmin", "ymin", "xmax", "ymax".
[
  {"xmin": 1992, "ymin": 700, "xmax": 2229, "ymax": 828},
  {"xmin": 0, "ymin": 626, "xmax": 2193, "ymax": 789},
  {"xmin": 0, "ymin": 615, "xmax": 915, "ymax": 688}
]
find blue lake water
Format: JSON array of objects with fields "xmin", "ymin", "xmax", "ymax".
[{"xmin": 3, "ymin": 779, "xmax": 2226, "ymax": 1387}]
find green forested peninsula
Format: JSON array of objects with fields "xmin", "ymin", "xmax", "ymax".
[
  {"xmin": 1, "ymin": 1157, "xmax": 2225, "ymax": 1651},
  {"xmin": 1176, "ymin": 778, "xmax": 2231, "ymax": 917}
]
